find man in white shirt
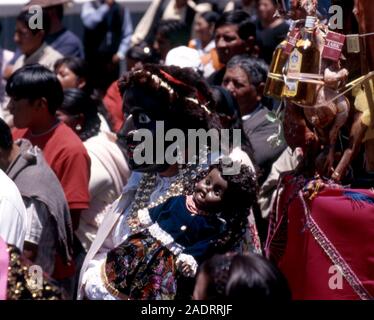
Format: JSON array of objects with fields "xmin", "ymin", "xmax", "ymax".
[{"xmin": 0, "ymin": 169, "xmax": 27, "ymax": 250}]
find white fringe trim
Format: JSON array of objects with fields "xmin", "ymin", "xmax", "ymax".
[
  {"xmin": 176, "ymin": 253, "xmax": 198, "ymax": 277},
  {"xmin": 138, "ymin": 208, "xmax": 153, "ymax": 227},
  {"xmin": 138, "ymin": 207, "xmax": 198, "ymax": 264},
  {"xmin": 148, "ymin": 223, "xmax": 185, "ymax": 255}
]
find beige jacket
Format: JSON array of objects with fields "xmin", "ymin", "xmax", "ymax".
[{"xmin": 13, "ymin": 43, "xmax": 63, "ymax": 73}]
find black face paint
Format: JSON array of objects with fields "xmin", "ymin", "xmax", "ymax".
[{"xmin": 119, "ymin": 87, "xmax": 174, "ymax": 173}]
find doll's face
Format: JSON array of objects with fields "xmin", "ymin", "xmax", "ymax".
[{"xmin": 193, "ymin": 168, "xmax": 228, "ymax": 212}]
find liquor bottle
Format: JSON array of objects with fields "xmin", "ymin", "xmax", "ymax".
[
  {"xmin": 264, "ymin": 21, "xmax": 298, "ymax": 99},
  {"xmin": 283, "ymin": 16, "xmax": 321, "ymax": 106}
]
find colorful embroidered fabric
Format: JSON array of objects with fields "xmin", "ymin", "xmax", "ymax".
[{"xmin": 105, "ymin": 231, "xmax": 177, "ymax": 300}]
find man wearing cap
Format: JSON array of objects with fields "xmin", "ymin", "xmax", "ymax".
[
  {"xmin": 5, "ymin": 0, "xmax": 83, "ymax": 77},
  {"xmin": 11, "ymin": 9, "xmax": 63, "ymax": 74},
  {"xmin": 24, "ymin": 0, "xmax": 84, "ymax": 59}
]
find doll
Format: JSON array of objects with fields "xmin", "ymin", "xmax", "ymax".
[{"xmin": 101, "ymin": 161, "xmax": 257, "ymax": 300}]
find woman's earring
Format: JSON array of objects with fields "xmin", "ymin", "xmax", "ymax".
[{"xmin": 75, "ymin": 124, "xmax": 82, "ymax": 131}]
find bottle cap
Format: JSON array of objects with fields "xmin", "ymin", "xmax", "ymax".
[{"xmin": 305, "ymin": 16, "xmax": 316, "ymax": 29}]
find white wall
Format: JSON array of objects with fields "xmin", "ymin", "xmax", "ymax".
[{"xmin": 0, "ymin": 0, "xmax": 151, "ymax": 16}]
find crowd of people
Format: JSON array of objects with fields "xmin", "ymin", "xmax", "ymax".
[{"xmin": 0, "ymin": 0, "xmax": 373, "ymax": 301}]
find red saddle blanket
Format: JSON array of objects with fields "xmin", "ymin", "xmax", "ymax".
[{"xmin": 266, "ymin": 176, "xmax": 374, "ymax": 300}]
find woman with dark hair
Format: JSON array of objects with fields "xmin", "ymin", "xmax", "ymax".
[
  {"xmin": 54, "ymin": 57, "xmax": 91, "ymax": 92},
  {"xmin": 57, "ymin": 89, "xmax": 129, "ymax": 261},
  {"xmin": 193, "ymin": 252, "xmax": 291, "ymax": 300},
  {"xmin": 189, "ymin": 11, "xmax": 221, "ymax": 78},
  {"xmin": 77, "ymin": 63, "xmax": 261, "ymax": 299},
  {"xmin": 57, "ymin": 89, "xmax": 100, "ymax": 141},
  {"xmin": 54, "ymin": 57, "xmax": 112, "ymax": 133}
]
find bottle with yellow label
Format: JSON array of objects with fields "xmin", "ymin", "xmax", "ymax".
[
  {"xmin": 283, "ymin": 16, "xmax": 321, "ymax": 106},
  {"xmin": 264, "ymin": 21, "xmax": 297, "ymax": 99}
]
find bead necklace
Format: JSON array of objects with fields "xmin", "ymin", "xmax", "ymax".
[{"xmin": 127, "ymin": 150, "xmax": 207, "ymax": 233}]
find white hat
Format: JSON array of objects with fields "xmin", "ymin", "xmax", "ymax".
[
  {"xmin": 209, "ymin": 147, "xmax": 256, "ymax": 176},
  {"xmin": 165, "ymin": 46, "xmax": 201, "ymax": 72},
  {"xmin": 228, "ymin": 146, "xmax": 256, "ymax": 174}
]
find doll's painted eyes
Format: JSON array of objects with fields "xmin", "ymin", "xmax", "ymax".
[
  {"xmin": 138, "ymin": 113, "xmax": 151, "ymax": 124},
  {"xmin": 214, "ymin": 187, "xmax": 222, "ymax": 197}
]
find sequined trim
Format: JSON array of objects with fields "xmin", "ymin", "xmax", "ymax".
[
  {"xmin": 248, "ymin": 219, "xmax": 262, "ymax": 255},
  {"xmin": 265, "ymin": 175, "xmax": 304, "ymax": 261},
  {"xmin": 299, "ymin": 192, "xmax": 374, "ymax": 300},
  {"xmin": 101, "ymin": 261, "xmax": 129, "ymax": 300},
  {"xmin": 175, "ymin": 253, "xmax": 198, "ymax": 277},
  {"xmin": 0, "ymin": 238, "xmax": 9, "ymax": 300},
  {"xmin": 6, "ymin": 245, "xmax": 63, "ymax": 300}
]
